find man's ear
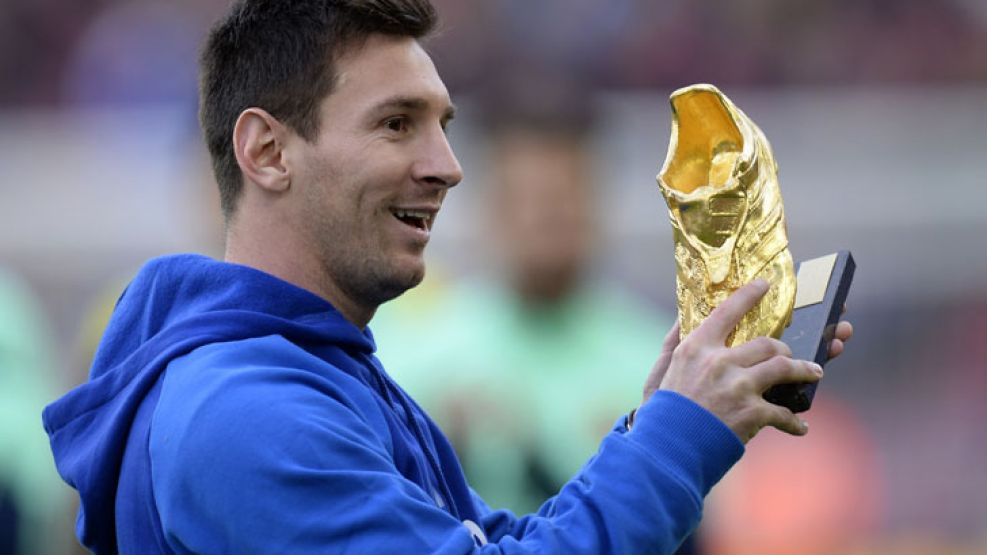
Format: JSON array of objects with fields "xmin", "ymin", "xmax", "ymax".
[{"xmin": 232, "ymin": 108, "xmax": 292, "ymax": 194}]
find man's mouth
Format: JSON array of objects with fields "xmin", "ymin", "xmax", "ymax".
[{"xmin": 391, "ymin": 208, "xmax": 435, "ymax": 232}]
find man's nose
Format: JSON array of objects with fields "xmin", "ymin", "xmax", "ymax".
[{"xmin": 414, "ymin": 128, "xmax": 463, "ymax": 188}]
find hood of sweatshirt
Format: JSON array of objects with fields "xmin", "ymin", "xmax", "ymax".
[{"xmin": 42, "ymin": 254, "xmax": 375, "ymax": 552}]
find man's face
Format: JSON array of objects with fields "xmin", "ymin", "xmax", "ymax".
[{"xmin": 287, "ymin": 34, "xmax": 462, "ymax": 312}]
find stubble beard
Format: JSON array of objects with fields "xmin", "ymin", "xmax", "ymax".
[
  {"xmin": 322, "ymin": 228, "xmax": 426, "ymax": 313},
  {"xmin": 304, "ymin": 169, "xmax": 427, "ymax": 313}
]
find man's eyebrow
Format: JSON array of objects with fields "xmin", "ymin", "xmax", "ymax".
[{"xmin": 371, "ymin": 95, "xmax": 456, "ymax": 121}]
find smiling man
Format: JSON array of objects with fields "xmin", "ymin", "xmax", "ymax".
[
  {"xmin": 223, "ymin": 32, "xmax": 460, "ymax": 327},
  {"xmin": 43, "ymin": 1, "xmax": 850, "ymax": 554}
]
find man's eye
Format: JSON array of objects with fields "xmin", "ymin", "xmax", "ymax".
[{"xmin": 384, "ymin": 117, "xmax": 407, "ymax": 132}]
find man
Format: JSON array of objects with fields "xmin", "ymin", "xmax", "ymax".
[{"xmin": 43, "ymin": 1, "xmax": 851, "ymax": 553}]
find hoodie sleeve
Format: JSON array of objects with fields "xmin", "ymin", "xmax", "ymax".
[
  {"xmin": 149, "ymin": 337, "xmax": 742, "ymax": 555},
  {"xmin": 471, "ymin": 392, "xmax": 744, "ymax": 551}
]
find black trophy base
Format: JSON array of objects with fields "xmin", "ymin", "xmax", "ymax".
[{"xmin": 764, "ymin": 250, "xmax": 855, "ymax": 413}]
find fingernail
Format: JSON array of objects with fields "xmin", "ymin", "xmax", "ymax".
[
  {"xmin": 801, "ymin": 420, "xmax": 809, "ymax": 433},
  {"xmin": 811, "ymin": 362, "xmax": 824, "ymax": 376}
]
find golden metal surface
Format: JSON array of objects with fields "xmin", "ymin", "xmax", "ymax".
[
  {"xmin": 657, "ymin": 84, "xmax": 796, "ymax": 345},
  {"xmin": 793, "ymin": 253, "xmax": 837, "ymax": 309}
]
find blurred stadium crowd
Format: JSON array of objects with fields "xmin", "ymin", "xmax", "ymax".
[
  {"xmin": 2, "ymin": 0, "xmax": 987, "ymax": 107},
  {"xmin": 1, "ymin": 0, "xmax": 985, "ymax": 553}
]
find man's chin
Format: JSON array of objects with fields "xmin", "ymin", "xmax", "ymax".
[
  {"xmin": 375, "ymin": 261, "xmax": 426, "ymax": 304},
  {"xmin": 400, "ymin": 265, "xmax": 426, "ymax": 293}
]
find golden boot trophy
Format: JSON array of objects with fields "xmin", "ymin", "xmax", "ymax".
[{"xmin": 657, "ymin": 84, "xmax": 796, "ymax": 346}]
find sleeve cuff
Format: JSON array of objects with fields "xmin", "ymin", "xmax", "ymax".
[{"xmin": 626, "ymin": 390, "xmax": 744, "ymax": 497}]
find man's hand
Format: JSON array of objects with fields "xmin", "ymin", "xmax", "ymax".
[
  {"xmin": 642, "ymin": 280, "xmax": 833, "ymax": 444},
  {"xmin": 828, "ymin": 317, "xmax": 853, "ymax": 358},
  {"xmin": 642, "ymin": 319, "xmax": 681, "ymax": 403}
]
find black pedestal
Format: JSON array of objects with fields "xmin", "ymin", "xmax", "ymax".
[{"xmin": 764, "ymin": 250, "xmax": 855, "ymax": 413}]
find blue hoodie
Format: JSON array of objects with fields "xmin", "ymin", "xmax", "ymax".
[{"xmin": 44, "ymin": 254, "xmax": 743, "ymax": 554}]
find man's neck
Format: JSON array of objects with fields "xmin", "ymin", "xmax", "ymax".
[{"xmin": 224, "ymin": 229, "xmax": 375, "ymax": 329}]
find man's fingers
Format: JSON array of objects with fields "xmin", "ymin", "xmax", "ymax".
[
  {"xmin": 731, "ymin": 336, "xmax": 791, "ymax": 368},
  {"xmin": 643, "ymin": 319, "xmax": 684, "ymax": 402},
  {"xmin": 828, "ymin": 338, "xmax": 844, "ymax": 358},
  {"xmin": 765, "ymin": 403, "xmax": 808, "ymax": 436},
  {"xmin": 827, "ymin": 321, "xmax": 853, "ymax": 359},
  {"xmin": 694, "ymin": 279, "xmax": 770, "ymax": 343},
  {"xmin": 750, "ymin": 356, "xmax": 822, "ymax": 393},
  {"xmin": 662, "ymin": 319, "xmax": 682, "ymax": 353},
  {"xmin": 834, "ymin": 320, "xmax": 853, "ymax": 342}
]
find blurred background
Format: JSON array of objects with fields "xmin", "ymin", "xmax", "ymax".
[{"xmin": 1, "ymin": 0, "xmax": 985, "ymax": 553}]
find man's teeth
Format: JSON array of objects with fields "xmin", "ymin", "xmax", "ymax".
[
  {"xmin": 393, "ymin": 209, "xmax": 433, "ymax": 230},
  {"xmin": 394, "ymin": 209, "xmax": 429, "ymax": 219}
]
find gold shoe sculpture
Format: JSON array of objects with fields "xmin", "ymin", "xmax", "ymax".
[{"xmin": 657, "ymin": 84, "xmax": 796, "ymax": 346}]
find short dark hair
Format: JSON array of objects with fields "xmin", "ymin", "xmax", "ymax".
[{"xmin": 199, "ymin": 0, "xmax": 438, "ymax": 219}]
